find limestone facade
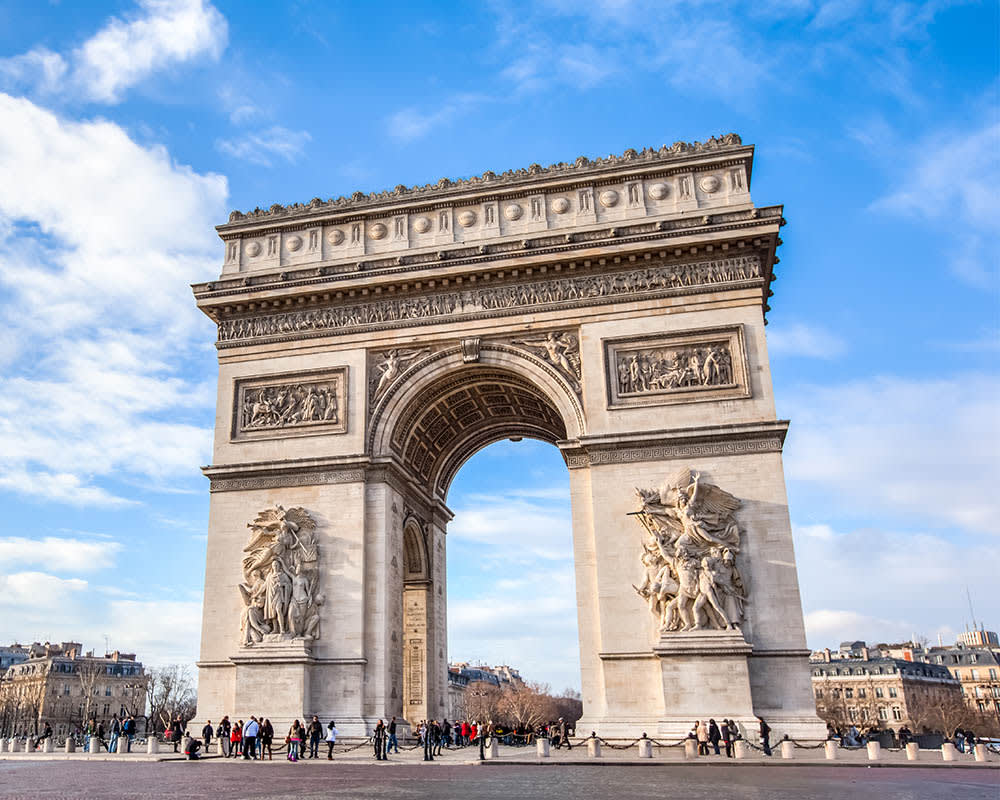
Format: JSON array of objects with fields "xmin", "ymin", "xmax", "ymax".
[{"xmin": 192, "ymin": 135, "xmax": 825, "ymax": 740}]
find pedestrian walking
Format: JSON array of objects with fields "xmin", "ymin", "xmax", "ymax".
[
  {"xmin": 307, "ymin": 715, "xmax": 323, "ymax": 758},
  {"xmin": 202, "ymin": 720, "xmax": 213, "ymax": 752},
  {"xmin": 555, "ymin": 717, "xmax": 572, "ymax": 750},
  {"xmin": 108, "ymin": 714, "xmax": 121, "ymax": 754},
  {"xmin": 325, "ymin": 720, "xmax": 337, "ymax": 759},
  {"xmin": 432, "ymin": 720, "xmax": 443, "ymax": 755},
  {"xmin": 388, "ymin": 716, "xmax": 399, "ymax": 753},
  {"xmin": 758, "ymin": 717, "xmax": 771, "ymax": 756}
]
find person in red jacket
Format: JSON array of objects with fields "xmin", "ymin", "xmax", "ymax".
[
  {"xmin": 460, "ymin": 721, "xmax": 470, "ymax": 746},
  {"xmin": 470, "ymin": 722, "xmax": 478, "ymax": 743}
]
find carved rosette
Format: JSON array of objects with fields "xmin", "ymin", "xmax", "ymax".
[
  {"xmin": 631, "ymin": 468, "xmax": 747, "ymax": 635},
  {"xmin": 238, "ymin": 505, "xmax": 323, "ymax": 647}
]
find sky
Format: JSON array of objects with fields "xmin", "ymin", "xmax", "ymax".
[{"xmin": 0, "ymin": 0, "xmax": 997, "ymax": 694}]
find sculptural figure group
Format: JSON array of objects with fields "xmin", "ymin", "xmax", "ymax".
[
  {"xmin": 241, "ymin": 382, "xmax": 339, "ymax": 430},
  {"xmin": 239, "ymin": 506, "xmax": 323, "ymax": 646},
  {"xmin": 633, "ymin": 469, "xmax": 747, "ymax": 633},
  {"xmin": 618, "ymin": 342, "xmax": 733, "ymax": 395}
]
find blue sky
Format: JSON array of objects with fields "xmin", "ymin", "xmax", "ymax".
[{"xmin": 0, "ymin": 0, "xmax": 996, "ymax": 693}]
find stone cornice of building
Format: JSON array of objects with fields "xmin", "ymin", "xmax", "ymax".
[
  {"xmin": 201, "ymin": 455, "xmax": 454, "ymax": 524},
  {"xmin": 193, "ymin": 204, "xmax": 784, "ymax": 309},
  {"xmin": 558, "ymin": 420, "xmax": 789, "ymax": 469},
  {"xmin": 218, "ymin": 135, "xmax": 749, "ymax": 231}
]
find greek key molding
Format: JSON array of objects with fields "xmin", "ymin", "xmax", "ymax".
[
  {"xmin": 217, "ymin": 255, "xmax": 762, "ymax": 347},
  {"xmin": 208, "ymin": 469, "xmax": 365, "ymax": 493}
]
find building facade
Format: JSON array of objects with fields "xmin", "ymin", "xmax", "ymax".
[
  {"xmin": 810, "ymin": 645, "xmax": 960, "ymax": 732},
  {"xmin": 0, "ymin": 642, "xmax": 148, "ymax": 738}
]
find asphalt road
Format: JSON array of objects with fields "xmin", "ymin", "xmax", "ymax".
[{"xmin": 0, "ymin": 762, "xmax": 997, "ymax": 800}]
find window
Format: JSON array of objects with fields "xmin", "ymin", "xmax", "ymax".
[
  {"xmin": 878, "ymin": 707, "xmax": 888, "ymax": 721},
  {"xmin": 971, "ymin": 669, "xmax": 979, "ymax": 680},
  {"xmin": 990, "ymin": 669, "xmax": 997, "ymax": 680},
  {"xmin": 860, "ymin": 708, "xmax": 869, "ymax": 721},
  {"xmin": 815, "ymin": 689, "xmax": 823, "ymax": 699},
  {"xmin": 102, "ymin": 703, "xmax": 110, "ymax": 715},
  {"xmin": 892, "ymin": 707, "xmax": 902, "ymax": 721},
  {"xmin": 889, "ymin": 687, "xmax": 898, "ymax": 698},
  {"xmin": 875, "ymin": 687, "xmax": 884, "ymax": 698},
  {"xmin": 858, "ymin": 688, "xmax": 867, "ymax": 698},
  {"xmin": 848, "ymin": 708, "xmax": 857, "ymax": 722},
  {"xmin": 975, "ymin": 687, "xmax": 985, "ymax": 698},
  {"xmin": 105, "ymin": 686, "xmax": 112, "ymax": 697},
  {"xmin": 845, "ymin": 688, "xmax": 854, "ymax": 699},
  {"xmin": 992, "ymin": 687, "xmax": 1000, "ymax": 698},
  {"xmin": 977, "ymin": 701, "xmax": 986, "ymax": 712},
  {"xmin": 833, "ymin": 688, "xmax": 841, "ymax": 699},
  {"xmin": 971, "ymin": 654, "xmax": 978, "ymax": 664}
]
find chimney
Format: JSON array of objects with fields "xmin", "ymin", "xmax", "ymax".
[
  {"xmin": 823, "ymin": 648, "xmax": 831, "ymax": 662},
  {"xmin": 861, "ymin": 646, "xmax": 870, "ymax": 661}
]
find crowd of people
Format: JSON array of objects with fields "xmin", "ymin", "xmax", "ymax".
[
  {"xmin": 195, "ymin": 715, "xmax": 337, "ymax": 761},
  {"xmin": 826, "ymin": 722, "xmax": 986, "ymax": 753},
  {"xmin": 689, "ymin": 717, "xmax": 767, "ymax": 756}
]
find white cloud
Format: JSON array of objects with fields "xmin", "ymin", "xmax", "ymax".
[
  {"xmin": 0, "ymin": 536, "xmax": 121, "ymax": 572},
  {"xmin": 0, "ymin": 0, "xmax": 228, "ymax": 104},
  {"xmin": 0, "ymin": 94, "xmax": 225, "ymax": 504},
  {"xmin": 216, "ymin": 126, "xmax": 312, "ymax": 166},
  {"xmin": 767, "ymin": 322, "xmax": 847, "ymax": 359},
  {"xmin": 386, "ymin": 94, "xmax": 486, "ymax": 143},
  {"xmin": 783, "ymin": 373, "xmax": 1000, "ymax": 534},
  {"xmin": 794, "ymin": 523, "xmax": 998, "ymax": 648},
  {"xmin": 449, "ymin": 488, "xmax": 572, "ymax": 562}
]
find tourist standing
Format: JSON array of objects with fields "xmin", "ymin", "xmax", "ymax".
[
  {"xmin": 442, "ymin": 718, "xmax": 452, "ymax": 748},
  {"xmin": 231, "ymin": 720, "xmax": 243, "ymax": 757},
  {"xmin": 308, "ymin": 715, "xmax": 323, "ymax": 758},
  {"xmin": 243, "ymin": 716, "xmax": 260, "ymax": 759},
  {"xmin": 123, "ymin": 715, "xmax": 136, "ymax": 752},
  {"xmin": 373, "ymin": 719, "xmax": 388, "ymax": 760},
  {"xmin": 432, "ymin": 719, "xmax": 443, "ymax": 756},
  {"xmin": 720, "ymin": 720, "xmax": 733, "ymax": 758},
  {"xmin": 556, "ymin": 717, "xmax": 571, "ymax": 750},
  {"xmin": 202, "ymin": 720, "xmax": 213, "ymax": 752},
  {"xmin": 758, "ymin": 717, "xmax": 771, "ymax": 756},
  {"xmin": 696, "ymin": 720, "xmax": 709, "ymax": 755},
  {"xmin": 108, "ymin": 714, "xmax": 121, "ymax": 754},
  {"xmin": 287, "ymin": 720, "xmax": 303, "ymax": 761},
  {"xmin": 325, "ymin": 720, "xmax": 337, "ymax": 759},
  {"xmin": 708, "ymin": 719, "xmax": 721, "ymax": 755},
  {"xmin": 170, "ymin": 716, "xmax": 184, "ymax": 753},
  {"xmin": 388, "ymin": 716, "xmax": 399, "ymax": 753},
  {"xmin": 261, "ymin": 718, "xmax": 274, "ymax": 760},
  {"xmin": 217, "ymin": 717, "xmax": 231, "ymax": 757},
  {"xmin": 460, "ymin": 720, "xmax": 469, "ymax": 746}
]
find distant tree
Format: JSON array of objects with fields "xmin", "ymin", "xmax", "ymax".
[
  {"xmin": 146, "ymin": 665, "xmax": 196, "ymax": 734},
  {"xmin": 500, "ymin": 681, "xmax": 556, "ymax": 730}
]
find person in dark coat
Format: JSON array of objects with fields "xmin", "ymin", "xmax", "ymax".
[
  {"xmin": 170, "ymin": 717, "xmax": 184, "ymax": 753},
  {"xmin": 708, "ymin": 719, "xmax": 721, "ymax": 755},
  {"xmin": 373, "ymin": 719, "xmax": 388, "ymax": 760},
  {"xmin": 758, "ymin": 717, "xmax": 771, "ymax": 756}
]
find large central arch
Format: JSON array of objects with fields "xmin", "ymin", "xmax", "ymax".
[{"xmin": 192, "ymin": 137, "xmax": 826, "ymax": 741}]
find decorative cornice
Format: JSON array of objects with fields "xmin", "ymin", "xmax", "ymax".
[
  {"xmin": 221, "ymin": 135, "xmax": 746, "ymax": 228},
  {"xmin": 194, "ymin": 205, "xmax": 782, "ymax": 300},
  {"xmin": 560, "ymin": 421, "xmax": 788, "ymax": 468}
]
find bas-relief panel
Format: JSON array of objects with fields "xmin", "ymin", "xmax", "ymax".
[
  {"xmin": 604, "ymin": 326, "xmax": 750, "ymax": 408},
  {"xmin": 232, "ymin": 368, "xmax": 348, "ymax": 441}
]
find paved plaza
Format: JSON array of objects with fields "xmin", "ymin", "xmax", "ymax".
[{"xmin": 0, "ymin": 759, "xmax": 996, "ymax": 800}]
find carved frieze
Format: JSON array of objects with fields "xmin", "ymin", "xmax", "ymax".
[
  {"xmin": 632, "ymin": 469, "xmax": 747, "ymax": 634},
  {"xmin": 239, "ymin": 505, "xmax": 323, "ymax": 647},
  {"xmin": 604, "ymin": 326, "xmax": 750, "ymax": 408},
  {"xmin": 233, "ymin": 368, "xmax": 348, "ymax": 440},
  {"xmin": 369, "ymin": 348, "xmax": 432, "ymax": 406},
  {"xmin": 218, "ymin": 255, "xmax": 762, "ymax": 346}
]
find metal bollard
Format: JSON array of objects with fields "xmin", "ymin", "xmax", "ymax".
[
  {"xmin": 973, "ymin": 744, "xmax": 987, "ymax": 763},
  {"xmin": 941, "ymin": 743, "xmax": 957, "ymax": 761},
  {"xmin": 9, "ymin": 739, "xmax": 21, "ymax": 753},
  {"xmin": 485, "ymin": 739, "xmax": 499, "ymax": 759},
  {"xmin": 147, "ymin": 737, "xmax": 159, "ymax": 755},
  {"xmin": 824, "ymin": 740, "xmax": 838, "ymax": 760},
  {"xmin": 905, "ymin": 742, "xmax": 919, "ymax": 761},
  {"xmin": 684, "ymin": 739, "xmax": 698, "ymax": 759},
  {"xmin": 88, "ymin": 737, "xmax": 100, "ymax": 754},
  {"xmin": 117, "ymin": 736, "xmax": 129, "ymax": 754},
  {"xmin": 866, "ymin": 741, "xmax": 881, "ymax": 761},
  {"xmin": 780, "ymin": 740, "xmax": 795, "ymax": 759},
  {"xmin": 536, "ymin": 738, "xmax": 550, "ymax": 758},
  {"xmin": 65, "ymin": 738, "xmax": 76, "ymax": 753},
  {"xmin": 43, "ymin": 738, "xmax": 54, "ymax": 753},
  {"xmin": 0, "ymin": 739, "xmax": 7, "ymax": 753},
  {"xmin": 638, "ymin": 737, "xmax": 653, "ymax": 758},
  {"xmin": 587, "ymin": 735, "xmax": 601, "ymax": 758},
  {"xmin": 734, "ymin": 740, "xmax": 750, "ymax": 759}
]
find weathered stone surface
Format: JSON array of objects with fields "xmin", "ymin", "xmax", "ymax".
[{"xmin": 191, "ymin": 139, "xmax": 823, "ymax": 742}]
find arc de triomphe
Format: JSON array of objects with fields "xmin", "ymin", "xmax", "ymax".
[{"xmin": 192, "ymin": 134, "xmax": 825, "ymax": 740}]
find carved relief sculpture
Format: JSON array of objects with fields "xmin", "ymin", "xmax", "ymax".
[
  {"xmin": 632, "ymin": 469, "xmax": 747, "ymax": 633},
  {"xmin": 370, "ymin": 348, "xmax": 431, "ymax": 403},
  {"xmin": 239, "ymin": 505, "xmax": 323, "ymax": 646},
  {"xmin": 509, "ymin": 330, "xmax": 581, "ymax": 393},
  {"xmin": 233, "ymin": 370, "xmax": 348, "ymax": 439}
]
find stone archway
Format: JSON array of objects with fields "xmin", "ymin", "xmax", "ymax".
[{"xmin": 193, "ymin": 136, "xmax": 826, "ymax": 741}]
